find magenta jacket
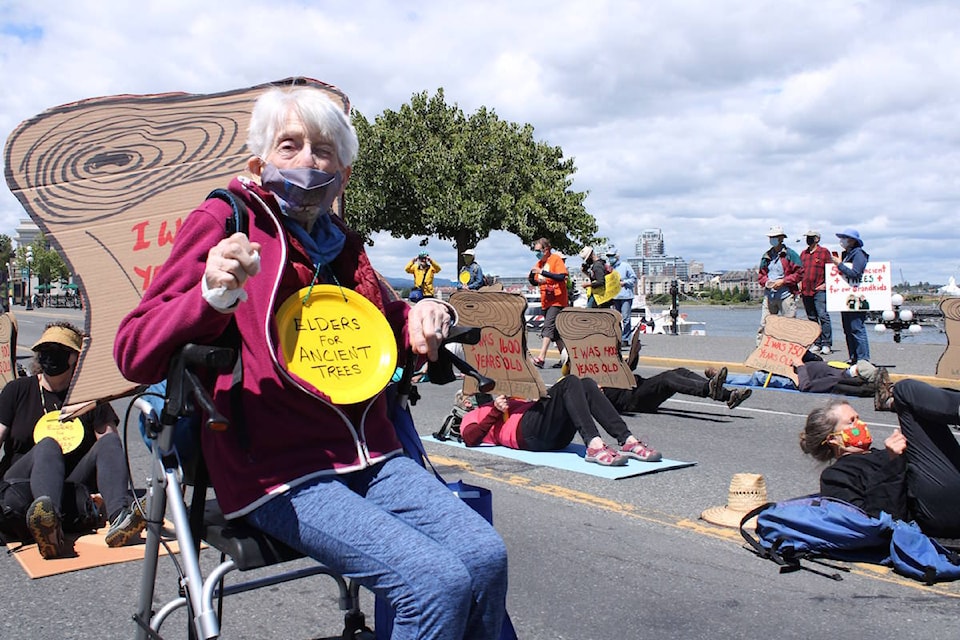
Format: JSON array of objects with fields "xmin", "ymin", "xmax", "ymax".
[{"xmin": 114, "ymin": 177, "xmax": 409, "ymax": 517}]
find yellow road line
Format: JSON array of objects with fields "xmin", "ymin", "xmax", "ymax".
[{"xmin": 431, "ymin": 454, "xmax": 960, "ymax": 598}]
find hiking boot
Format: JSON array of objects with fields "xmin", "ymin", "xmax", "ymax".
[
  {"xmin": 105, "ymin": 501, "xmax": 146, "ymax": 548},
  {"xmin": 726, "ymin": 388, "xmax": 752, "ymax": 410},
  {"xmin": 585, "ymin": 444, "xmax": 628, "ymax": 467},
  {"xmin": 708, "ymin": 367, "xmax": 728, "ymax": 401},
  {"xmin": 874, "ymin": 368, "xmax": 894, "ymax": 412},
  {"xmin": 620, "ymin": 440, "xmax": 662, "ymax": 462},
  {"xmin": 26, "ymin": 496, "xmax": 64, "ymax": 560}
]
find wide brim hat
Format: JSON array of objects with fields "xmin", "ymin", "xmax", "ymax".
[
  {"xmin": 32, "ymin": 325, "xmax": 83, "ymax": 352},
  {"xmin": 578, "ymin": 246, "xmax": 594, "ymax": 261},
  {"xmin": 836, "ymin": 228, "xmax": 862, "ymax": 246},
  {"xmin": 700, "ymin": 473, "xmax": 769, "ymax": 529}
]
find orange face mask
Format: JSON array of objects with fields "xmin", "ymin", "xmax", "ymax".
[{"xmin": 831, "ymin": 420, "xmax": 872, "ymax": 448}]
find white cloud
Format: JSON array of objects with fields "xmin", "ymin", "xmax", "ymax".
[{"xmin": 1, "ymin": 0, "xmax": 959, "ymax": 285}]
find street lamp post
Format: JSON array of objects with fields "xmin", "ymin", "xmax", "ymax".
[
  {"xmin": 874, "ymin": 293, "xmax": 922, "ymax": 343},
  {"xmin": 25, "ymin": 247, "xmax": 33, "ymax": 311}
]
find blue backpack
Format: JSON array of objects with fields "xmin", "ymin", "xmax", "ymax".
[{"xmin": 740, "ymin": 495, "xmax": 960, "ymax": 584}]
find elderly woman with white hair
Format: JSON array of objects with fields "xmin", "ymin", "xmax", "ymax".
[{"xmin": 115, "ymin": 83, "xmax": 507, "ymax": 639}]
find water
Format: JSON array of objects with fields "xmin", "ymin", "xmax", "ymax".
[{"xmin": 654, "ymin": 304, "xmax": 947, "ymax": 346}]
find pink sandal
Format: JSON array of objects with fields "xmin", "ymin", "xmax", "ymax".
[
  {"xmin": 620, "ymin": 440, "xmax": 662, "ymax": 462},
  {"xmin": 585, "ymin": 444, "xmax": 627, "ymax": 467}
]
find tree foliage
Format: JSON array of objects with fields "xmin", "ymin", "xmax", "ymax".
[
  {"xmin": 348, "ymin": 89, "xmax": 597, "ymax": 264},
  {"xmin": 15, "ymin": 233, "xmax": 70, "ymax": 285}
]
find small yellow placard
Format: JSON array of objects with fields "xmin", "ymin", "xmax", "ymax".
[
  {"xmin": 275, "ymin": 285, "xmax": 398, "ymax": 404},
  {"xmin": 459, "ymin": 270, "xmax": 470, "ymax": 284},
  {"xmin": 34, "ymin": 411, "xmax": 85, "ymax": 454}
]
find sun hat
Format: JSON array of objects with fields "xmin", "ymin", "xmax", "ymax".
[
  {"xmin": 700, "ymin": 473, "xmax": 769, "ymax": 529},
  {"xmin": 32, "ymin": 325, "xmax": 83, "ymax": 352},
  {"xmin": 766, "ymin": 225, "xmax": 786, "ymax": 238},
  {"xmin": 462, "ymin": 249, "xmax": 476, "ymax": 256},
  {"xmin": 836, "ymin": 228, "xmax": 862, "ymax": 245},
  {"xmin": 578, "ymin": 246, "xmax": 594, "ymax": 261}
]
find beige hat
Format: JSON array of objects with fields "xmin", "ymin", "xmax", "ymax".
[
  {"xmin": 700, "ymin": 473, "xmax": 769, "ymax": 529},
  {"xmin": 766, "ymin": 225, "xmax": 786, "ymax": 238},
  {"xmin": 804, "ymin": 229, "xmax": 820, "ymax": 238},
  {"xmin": 32, "ymin": 325, "xmax": 83, "ymax": 352},
  {"xmin": 578, "ymin": 246, "xmax": 594, "ymax": 261}
]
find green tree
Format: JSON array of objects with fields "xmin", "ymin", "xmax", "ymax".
[
  {"xmin": 15, "ymin": 233, "xmax": 70, "ymax": 286},
  {"xmin": 349, "ymin": 89, "xmax": 596, "ymax": 266}
]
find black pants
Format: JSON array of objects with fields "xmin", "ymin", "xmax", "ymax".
[
  {"xmin": 893, "ymin": 380, "xmax": 960, "ymax": 537},
  {"xmin": 519, "ymin": 376, "xmax": 632, "ymax": 451},
  {"xmin": 616, "ymin": 369, "xmax": 727, "ymax": 413},
  {"xmin": 4, "ymin": 433, "xmax": 131, "ymax": 519}
]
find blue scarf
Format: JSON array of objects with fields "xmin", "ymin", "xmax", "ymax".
[{"xmin": 282, "ymin": 211, "xmax": 346, "ymax": 269}]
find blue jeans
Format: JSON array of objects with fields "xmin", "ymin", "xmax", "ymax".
[
  {"xmin": 841, "ymin": 311, "xmax": 870, "ymax": 363},
  {"xmin": 246, "ymin": 456, "xmax": 508, "ymax": 640},
  {"xmin": 608, "ymin": 298, "xmax": 633, "ymax": 343},
  {"xmin": 801, "ymin": 291, "xmax": 832, "ymax": 348}
]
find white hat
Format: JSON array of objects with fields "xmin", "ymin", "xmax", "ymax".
[
  {"xmin": 804, "ymin": 229, "xmax": 820, "ymax": 238},
  {"xmin": 766, "ymin": 225, "xmax": 786, "ymax": 238},
  {"xmin": 578, "ymin": 246, "xmax": 594, "ymax": 261},
  {"xmin": 700, "ymin": 473, "xmax": 769, "ymax": 529},
  {"xmin": 462, "ymin": 249, "xmax": 476, "ymax": 256},
  {"xmin": 605, "ymin": 244, "xmax": 618, "ymax": 256}
]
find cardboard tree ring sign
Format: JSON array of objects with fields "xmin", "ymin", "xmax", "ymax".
[
  {"xmin": 3, "ymin": 78, "xmax": 349, "ymax": 406},
  {"xmin": 555, "ymin": 308, "xmax": 635, "ymax": 389},
  {"xmin": 449, "ymin": 291, "xmax": 547, "ymax": 400},
  {"xmin": 935, "ymin": 297, "xmax": 960, "ymax": 379},
  {"xmin": 744, "ymin": 315, "xmax": 822, "ymax": 385},
  {"xmin": 0, "ymin": 313, "xmax": 18, "ymax": 391}
]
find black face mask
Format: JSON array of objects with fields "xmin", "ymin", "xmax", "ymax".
[
  {"xmin": 806, "ymin": 236, "xmax": 818, "ymax": 246},
  {"xmin": 37, "ymin": 350, "xmax": 72, "ymax": 377}
]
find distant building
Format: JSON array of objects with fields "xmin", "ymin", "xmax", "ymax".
[{"xmin": 718, "ymin": 269, "xmax": 761, "ymax": 299}]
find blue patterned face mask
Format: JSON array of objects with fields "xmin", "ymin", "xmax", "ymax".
[{"xmin": 260, "ymin": 164, "xmax": 342, "ymax": 222}]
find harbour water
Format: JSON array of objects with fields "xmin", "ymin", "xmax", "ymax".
[{"xmin": 652, "ymin": 304, "xmax": 948, "ymax": 346}]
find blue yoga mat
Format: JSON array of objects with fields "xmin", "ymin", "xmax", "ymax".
[{"xmin": 423, "ymin": 436, "xmax": 696, "ymax": 480}]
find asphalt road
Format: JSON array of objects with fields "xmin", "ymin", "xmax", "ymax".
[{"xmin": 1, "ymin": 306, "xmax": 958, "ymax": 640}]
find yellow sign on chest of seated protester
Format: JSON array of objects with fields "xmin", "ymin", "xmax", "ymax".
[
  {"xmin": 275, "ymin": 285, "xmax": 397, "ymax": 404},
  {"xmin": 34, "ymin": 411, "xmax": 85, "ymax": 454}
]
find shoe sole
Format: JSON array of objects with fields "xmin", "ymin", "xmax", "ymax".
[
  {"xmin": 584, "ymin": 454, "xmax": 628, "ymax": 467},
  {"xmin": 620, "ymin": 451, "xmax": 663, "ymax": 463},
  {"xmin": 105, "ymin": 504, "xmax": 147, "ymax": 548},
  {"xmin": 727, "ymin": 388, "xmax": 752, "ymax": 410},
  {"xmin": 27, "ymin": 499, "xmax": 63, "ymax": 560},
  {"xmin": 709, "ymin": 367, "xmax": 728, "ymax": 401}
]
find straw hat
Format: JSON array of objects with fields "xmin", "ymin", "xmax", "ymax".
[{"xmin": 700, "ymin": 473, "xmax": 769, "ymax": 529}]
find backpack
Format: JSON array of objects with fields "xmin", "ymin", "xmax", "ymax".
[
  {"xmin": 741, "ymin": 494, "xmax": 960, "ymax": 584},
  {"xmin": 0, "ymin": 479, "xmax": 102, "ymax": 543}
]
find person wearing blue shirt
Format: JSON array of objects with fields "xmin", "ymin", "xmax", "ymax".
[
  {"xmin": 605, "ymin": 245, "xmax": 637, "ymax": 345},
  {"xmin": 831, "ymin": 228, "xmax": 870, "ymax": 364},
  {"xmin": 457, "ymin": 249, "xmax": 485, "ymax": 290}
]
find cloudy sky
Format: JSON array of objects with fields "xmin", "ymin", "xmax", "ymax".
[{"xmin": 2, "ymin": 0, "xmax": 959, "ymax": 285}]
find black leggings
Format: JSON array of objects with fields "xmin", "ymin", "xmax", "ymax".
[
  {"xmin": 519, "ymin": 376, "xmax": 632, "ymax": 451},
  {"xmin": 629, "ymin": 368, "xmax": 725, "ymax": 412},
  {"xmin": 4, "ymin": 433, "xmax": 132, "ymax": 519},
  {"xmin": 893, "ymin": 380, "xmax": 960, "ymax": 537}
]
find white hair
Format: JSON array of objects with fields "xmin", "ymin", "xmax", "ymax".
[{"xmin": 246, "ymin": 86, "xmax": 359, "ymax": 167}]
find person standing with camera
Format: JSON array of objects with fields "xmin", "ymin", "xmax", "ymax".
[{"xmin": 404, "ymin": 251, "xmax": 442, "ymax": 301}]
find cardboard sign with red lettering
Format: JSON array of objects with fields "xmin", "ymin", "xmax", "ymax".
[
  {"xmin": 556, "ymin": 308, "xmax": 635, "ymax": 389},
  {"xmin": 0, "ymin": 313, "xmax": 18, "ymax": 390},
  {"xmin": 744, "ymin": 315, "xmax": 821, "ymax": 385},
  {"xmin": 935, "ymin": 297, "xmax": 960, "ymax": 379},
  {"xmin": 3, "ymin": 78, "xmax": 349, "ymax": 405},
  {"xmin": 449, "ymin": 291, "xmax": 547, "ymax": 399}
]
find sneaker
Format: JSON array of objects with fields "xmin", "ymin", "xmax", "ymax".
[
  {"xmin": 726, "ymin": 388, "xmax": 752, "ymax": 410},
  {"xmin": 620, "ymin": 440, "xmax": 662, "ymax": 462},
  {"xmin": 26, "ymin": 496, "xmax": 64, "ymax": 560},
  {"xmin": 708, "ymin": 367, "xmax": 728, "ymax": 401},
  {"xmin": 808, "ymin": 345, "xmax": 821, "ymax": 354},
  {"xmin": 819, "ymin": 346, "xmax": 831, "ymax": 355},
  {"xmin": 874, "ymin": 367, "xmax": 894, "ymax": 412},
  {"xmin": 105, "ymin": 501, "xmax": 146, "ymax": 548},
  {"xmin": 585, "ymin": 444, "xmax": 628, "ymax": 466}
]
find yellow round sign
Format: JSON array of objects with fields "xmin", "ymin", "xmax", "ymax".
[
  {"xmin": 459, "ymin": 270, "xmax": 470, "ymax": 284},
  {"xmin": 275, "ymin": 285, "xmax": 398, "ymax": 404},
  {"xmin": 34, "ymin": 411, "xmax": 85, "ymax": 454}
]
